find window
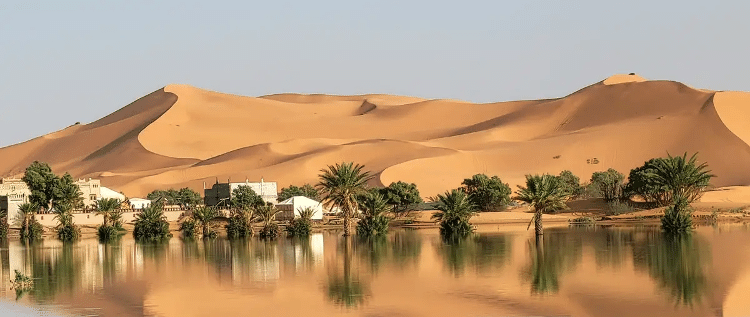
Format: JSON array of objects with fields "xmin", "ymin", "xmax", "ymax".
[{"xmin": 90, "ymin": 194, "xmax": 97, "ymax": 201}]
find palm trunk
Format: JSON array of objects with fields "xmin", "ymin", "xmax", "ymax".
[
  {"xmin": 343, "ymin": 213, "xmax": 351, "ymax": 236},
  {"xmin": 535, "ymin": 209, "xmax": 543, "ymax": 236}
]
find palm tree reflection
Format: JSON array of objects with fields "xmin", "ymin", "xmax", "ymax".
[
  {"xmin": 326, "ymin": 237, "xmax": 369, "ymax": 308},
  {"xmin": 633, "ymin": 232, "xmax": 707, "ymax": 306},
  {"xmin": 437, "ymin": 233, "xmax": 512, "ymax": 277},
  {"xmin": 523, "ymin": 234, "xmax": 581, "ymax": 294}
]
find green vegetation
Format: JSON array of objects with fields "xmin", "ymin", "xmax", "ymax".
[
  {"xmin": 182, "ymin": 206, "xmax": 219, "ymax": 239},
  {"xmin": 53, "ymin": 203, "xmax": 80, "ymax": 242},
  {"xmin": 11, "ymin": 270, "xmax": 34, "ymax": 299},
  {"xmin": 356, "ymin": 192, "xmax": 391, "ymax": 236},
  {"xmin": 569, "ymin": 216, "xmax": 596, "ymax": 224},
  {"xmin": 431, "ymin": 189, "xmax": 477, "ymax": 239},
  {"xmin": 514, "ymin": 174, "xmax": 569, "ymax": 236},
  {"xmin": 379, "ymin": 181, "xmax": 422, "ymax": 218},
  {"xmin": 231, "ymin": 185, "xmax": 265, "ymax": 209},
  {"xmin": 133, "ymin": 202, "xmax": 172, "ymax": 242},
  {"xmin": 286, "ymin": 207, "xmax": 315, "ymax": 237},
  {"xmin": 607, "ymin": 200, "xmax": 635, "ymax": 215},
  {"xmin": 22, "ymin": 161, "xmax": 84, "ymax": 210},
  {"xmin": 460, "ymin": 174, "xmax": 512, "ymax": 211},
  {"xmin": 256, "ymin": 204, "xmax": 280, "ymax": 239},
  {"xmin": 226, "ymin": 208, "xmax": 255, "ymax": 238},
  {"xmin": 626, "ymin": 154, "xmax": 713, "ymax": 207},
  {"xmin": 556, "ymin": 170, "xmax": 584, "ymax": 198},
  {"xmin": 590, "ymin": 168, "xmax": 626, "ymax": 202},
  {"xmin": 278, "ymin": 183, "xmax": 320, "ymax": 202},
  {"xmin": 96, "ymin": 198, "xmax": 124, "ymax": 241},
  {"xmin": 17, "ymin": 203, "xmax": 43, "ymax": 242},
  {"xmin": 146, "ymin": 188, "xmax": 202, "ymax": 208},
  {"xmin": 317, "ymin": 162, "xmax": 374, "ymax": 236},
  {"xmin": 661, "ymin": 197, "xmax": 693, "ymax": 233}
]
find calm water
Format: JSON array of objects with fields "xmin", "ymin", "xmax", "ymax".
[{"xmin": 2, "ymin": 224, "xmax": 750, "ymax": 317}]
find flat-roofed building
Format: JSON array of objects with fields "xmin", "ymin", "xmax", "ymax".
[{"xmin": 204, "ymin": 179, "xmax": 278, "ymax": 206}]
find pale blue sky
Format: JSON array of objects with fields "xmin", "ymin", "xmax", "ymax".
[{"xmin": 1, "ymin": 0, "xmax": 749, "ymax": 146}]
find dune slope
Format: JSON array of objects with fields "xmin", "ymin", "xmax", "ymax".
[{"xmin": 0, "ymin": 74, "xmax": 749, "ymax": 198}]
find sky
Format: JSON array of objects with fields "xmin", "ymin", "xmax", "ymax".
[{"xmin": 1, "ymin": 0, "xmax": 749, "ymax": 146}]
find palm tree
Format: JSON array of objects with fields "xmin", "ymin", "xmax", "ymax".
[
  {"xmin": 356, "ymin": 192, "xmax": 391, "ymax": 236},
  {"xmin": 287, "ymin": 207, "xmax": 316, "ymax": 237},
  {"xmin": 256, "ymin": 204, "xmax": 280, "ymax": 239},
  {"xmin": 133, "ymin": 202, "xmax": 172, "ymax": 242},
  {"xmin": 17, "ymin": 203, "xmax": 41, "ymax": 241},
  {"xmin": 95, "ymin": 198, "xmax": 121, "ymax": 227},
  {"xmin": 191, "ymin": 206, "xmax": 219, "ymax": 238},
  {"xmin": 514, "ymin": 174, "xmax": 569, "ymax": 236},
  {"xmin": 317, "ymin": 162, "xmax": 374, "ymax": 236},
  {"xmin": 650, "ymin": 153, "xmax": 714, "ymax": 203},
  {"xmin": 431, "ymin": 189, "xmax": 477, "ymax": 238}
]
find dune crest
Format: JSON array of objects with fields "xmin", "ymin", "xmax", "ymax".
[
  {"xmin": 602, "ymin": 73, "xmax": 647, "ymax": 85},
  {"xmin": 1, "ymin": 77, "xmax": 749, "ymax": 198}
]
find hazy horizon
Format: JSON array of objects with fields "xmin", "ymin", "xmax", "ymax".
[{"xmin": 2, "ymin": 0, "xmax": 749, "ymax": 146}]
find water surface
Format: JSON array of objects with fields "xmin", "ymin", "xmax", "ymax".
[{"xmin": 2, "ymin": 224, "xmax": 750, "ymax": 316}]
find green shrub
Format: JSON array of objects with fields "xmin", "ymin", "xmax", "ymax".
[
  {"xmin": 226, "ymin": 209, "xmax": 254, "ymax": 238},
  {"xmin": 97, "ymin": 225, "xmax": 122, "ymax": 242},
  {"xmin": 133, "ymin": 203, "xmax": 172, "ymax": 242},
  {"xmin": 379, "ymin": 181, "xmax": 423, "ymax": 217},
  {"xmin": 54, "ymin": 204, "xmax": 80, "ymax": 242},
  {"xmin": 356, "ymin": 192, "xmax": 391, "ymax": 237},
  {"xmin": 662, "ymin": 197, "xmax": 693, "ymax": 233},
  {"xmin": 569, "ymin": 216, "xmax": 596, "ymax": 224},
  {"xmin": 607, "ymin": 200, "xmax": 634, "ymax": 215},
  {"xmin": 590, "ymin": 169, "xmax": 626, "ymax": 202},
  {"xmin": 180, "ymin": 219, "xmax": 198, "ymax": 238},
  {"xmin": 461, "ymin": 174, "xmax": 512, "ymax": 211},
  {"xmin": 259, "ymin": 222, "xmax": 280, "ymax": 239},
  {"xmin": 556, "ymin": 170, "xmax": 584, "ymax": 198},
  {"xmin": 431, "ymin": 189, "xmax": 477, "ymax": 238}
]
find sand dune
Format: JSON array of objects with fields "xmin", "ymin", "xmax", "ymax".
[{"xmin": 0, "ymin": 74, "xmax": 749, "ymax": 198}]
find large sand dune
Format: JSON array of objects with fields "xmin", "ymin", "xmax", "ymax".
[{"xmin": 1, "ymin": 74, "xmax": 749, "ymax": 198}]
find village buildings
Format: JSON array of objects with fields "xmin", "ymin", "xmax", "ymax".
[{"xmin": 204, "ymin": 179, "xmax": 278, "ymax": 206}]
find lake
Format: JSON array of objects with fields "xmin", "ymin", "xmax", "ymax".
[{"xmin": 2, "ymin": 223, "xmax": 750, "ymax": 316}]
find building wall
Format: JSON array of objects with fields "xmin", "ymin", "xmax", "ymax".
[
  {"xmin": 36, "ymin": 210, "xmax": 185, "ymax": 227},
  {"xmin": 204, "ymin": 180, "xmax": 278, "ymax": 206},
  {"xmin": 76, "ymin": 178, "xmax": 102, "ymax": 207}
]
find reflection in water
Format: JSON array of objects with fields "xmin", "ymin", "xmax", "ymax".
[
  {"xmin": 633, "ymin": 232, "xmax": 708, "ymax": 306},
  {"xmin": 523, "ymin": 232, "xmax": 582, "ymax": 294},
  {"xmin": 327, "ymin": 237, "xmax": 369, "ymax": 308},
  {"xmin": 436, "ymin": 233, "xmax": 512, "ymax": 277},
  {"xmin": 0, "ymin": 227, "xmax": 744, "ymax": 316}
]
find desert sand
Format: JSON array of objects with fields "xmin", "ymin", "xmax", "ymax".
[{"xmin": 1, "ymin": 74, "xmax": 749, "ymax": 200}]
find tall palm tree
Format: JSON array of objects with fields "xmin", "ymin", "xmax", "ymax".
[
  {"xmin": 256, "ymin": 204, "xmax": 281, "ymax": 239},
  {"xmin": 431, "ymin": 189, "xmax": 477, "ymax": 237},
  {"xmin": 514, "ymin": 174, "xmax": 569, "ymax": 236},
  {"xmin": 95, "ymin": 198, "xmax": 121, "ymax": 227},
  {"xmin": 317, "ymin": 162, "xmax": 374, "ymax": 236},
  {"xmin": 650, "ymin": 152, "xmax": 714, "ymax": 203}
]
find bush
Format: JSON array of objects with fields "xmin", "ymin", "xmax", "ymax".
[
  {"xmin": 259, "ymin": 223, "xmax": 280, "ymax": 239},
  {"xmin": 278, "ymin": 184, "xmax": 320, "ymax": 202},
  {"xmin": 379, "ymin": 181, "xmax": 423, "ymax": 218},
  {"xmin": 569, "ymin": 217, "xmax": 596, "ymax": 224},
  {"xmin": 431, "ymin": 189, "xmax": 477, "ymax": 239},
  {"xmin": 53, "ymin": 205, "xmax": 80, "ymax": 242},
  {"xmin": 625, "ymin": 158, "xmax": 671, "ymax": 206},
  {"xmin": 97, "ymin": 225, "xmax": 121, "ymax": 242},
  {"xmin": 461, "ymin": 174, "xmax": 512, "ymax": 211},
  {"xmin": 590, "ymin": 169, "xmax": 626, "ymax": 202},
  {"xmin": 180, "ymin": 219, "xmax": 198, "ymax": 238},
  {"xmin": 287, "ymin": 218, "xmax": 312, "ymax": 237},
  {"xmin": 556, "ymin": 170, "xmax": 584, "ymax": 198},
  {"xmin": 607, "ymin": 200, "xmax": 634, "ymax": 216},
  {"xmin": 20, "ymin": 221, "xmax": 43, "ymax": 242},
  {"xmin": 356, "ymin": 192, "xmax": 391, "ymax": 236},
  {"xmin": 133, "ymin": 203, "xmax": 172, "ymax": 242},
  {"xmin": 662, "ymin": 197, "xmax": 693, "ymax": 233},
  {"xmin": 226, "ymin": 209, "xmax": 254, "ymax": 238}
]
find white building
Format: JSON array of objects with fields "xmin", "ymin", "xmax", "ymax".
[
  {"xmin": 99, "ymin": 186, "xmax": 126, "ymax": 201},
  {"xmin": 276, "ymin": 196, "xmax": 324, "ymax": 221},
  {"xmin": 128, "ymin": 198, "xmax": 152, "ymax": 209},
  {"xmin": 204, "ymin": 178, "xmax": 278, "ymax": 206}
]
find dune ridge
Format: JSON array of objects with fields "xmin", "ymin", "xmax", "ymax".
[{"xmin": 1, "ymin": 74, "xmax": 749, "ymax": 198}]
